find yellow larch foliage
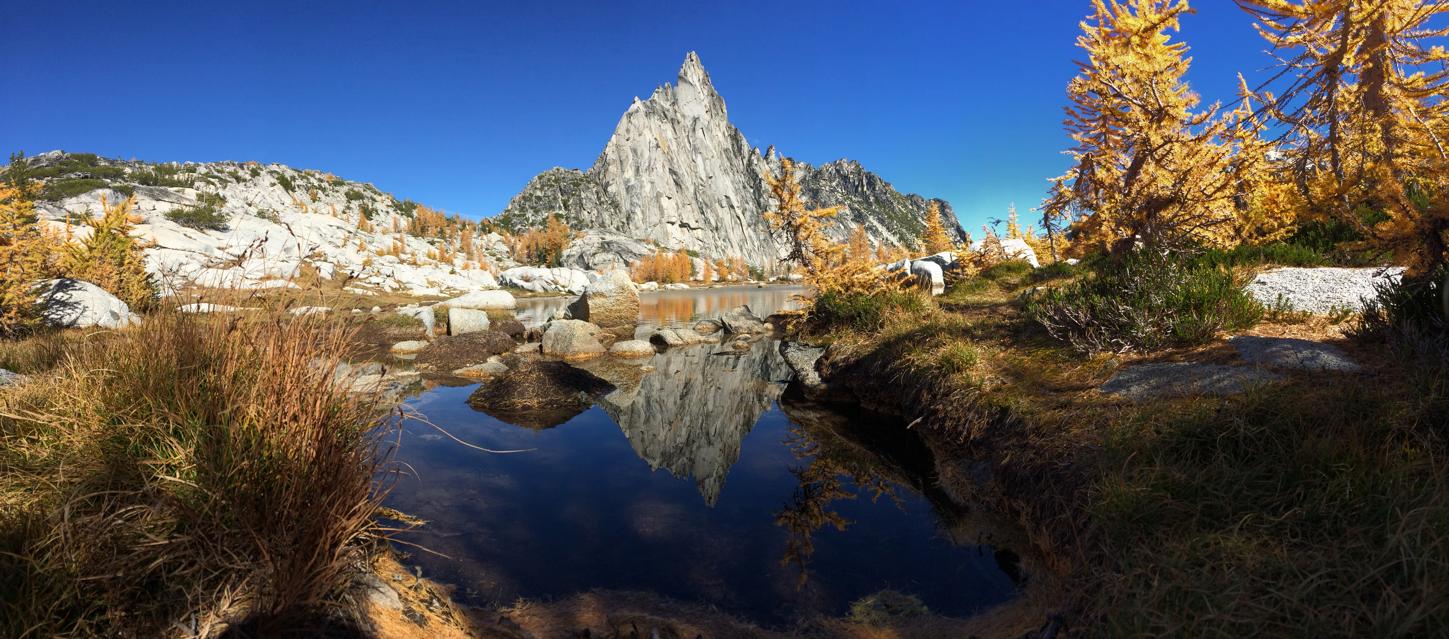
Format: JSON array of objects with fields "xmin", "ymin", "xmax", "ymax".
[
  {"xmin": 700, "ymin": 258, "xmax": 714, "ymax": 283},
  {"xmin": 64, "ymin": 195, "xmax": 157, "ymax": 311},
  {"xmin": 630, "ymin": 250, "xmax": 693, "ymax": 283},
  {"xmin": 727, "ymin": 256, "xmax": 749, "ymax": 281},
  {"xmin": 920, "ymin": 201, "xmax": 954, "ymax": 254},
  {"xmin": 847, "ymin": 225, "xmax": 871, "ymax": 260},
  {"xmin": 764, "ymin": 159, "xmax": 897, "ymax": 295},
  {"xmin": 460, "ymin": 225, "xmax": 476, "ymax": 262},
  {"xmin": 509, "ymin": 215, "xmax": 573, "ymax": 267},
  {"xmin": 1240, "ymin": 0, "xmax": 1449, "ymax": 275},
  {"xmin": 0, "ymin": 182, "xmax": 52, "ymax": 336},
  {"xmin": 1044, "ymin": 0, "xmax": 1259, "ymax": 255},
  {"xmin": 356, "ymin": 212, "xmax": 373, "ymax": 233}
]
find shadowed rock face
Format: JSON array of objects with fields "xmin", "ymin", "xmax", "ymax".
[{"xmin": 599, "ymin": 339, "xmax": 793, "ymax": 505}]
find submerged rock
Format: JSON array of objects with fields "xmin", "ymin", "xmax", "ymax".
[
  {"xmin": 413, "ymin": 331, "xmax": 516, "ymax": 372},
  {"xmin": 1100, "ymin": 361, "xmax": 1283, "ymax": 401},
  {"xmin": 34, "ymin": 278, "xmax": 141, "ymax": 330},
  {"xmin": 1229, "ymin": 336, "xmax": 1361, "ymax": 373},
  {"xmin": 467, "ymin": 360, "xmax": 615, "ymax": 429}
]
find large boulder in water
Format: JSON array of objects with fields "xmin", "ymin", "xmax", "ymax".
[
  {"xmin": 34, "ymin": 278, "xmax": 141, "ymax": 329},
  {"xmin": 565, "ymin": 270, "xmax": 639, "ymax": 336},
  {"xmin": 542, "ymin": 319, "xmax": 608, "ymax": 361},
  {"xmin": 413, "ymin": 330, "xmax": 517, "ymax": 372},
  {"xmin": 466, "ymin": 360, "xmax": 615, "ymax": 429}
]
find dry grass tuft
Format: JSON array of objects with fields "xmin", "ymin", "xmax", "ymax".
[{"xmin": 0, "ymin": 310, "xmax": 399, "ymax": 637}]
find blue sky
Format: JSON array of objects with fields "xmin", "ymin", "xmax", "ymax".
[{"xmin": 2, "ymin": 1, "xmax": 1271, "ymax": 232}]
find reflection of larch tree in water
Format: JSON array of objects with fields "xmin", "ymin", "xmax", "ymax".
[{"xmin": 774, "ymin": 426, "xmax": 902, "ymax": 586}]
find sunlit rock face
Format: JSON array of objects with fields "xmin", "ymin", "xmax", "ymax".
[
  {"xmin": 21, "ymin": 151, "xmax": 513, "ymax": 296},
  {"xmin": 599, "ymin": 339, "xmax": 793, "ymax": 505},
  {"xmin": 497, "ymin": 52, "xmax": 966, "ymax": 267}
]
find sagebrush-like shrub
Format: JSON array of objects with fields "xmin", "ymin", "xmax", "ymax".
[
  {"xmin": 1354, "ymin": 265, "xmax": 1448, "ymax": 359},
  {"xmin": 1025, "ymin": 251, "xmax": 1263, "ymax": 353},
  {"xmin": 165, "ymin": 192, "xmax": 229, "ymax": 230},
  {"xmin": 811, "ymin": 289, "xmax": 930, "ymax": 333}
]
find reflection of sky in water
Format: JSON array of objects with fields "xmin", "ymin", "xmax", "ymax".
[
  {"xmin": 388, "ymin": 370, "xmax": 1016, "ymax": 625},
  {"xmin": 513, "ymin": 284, "xmax": 807, "ymax": 329}
]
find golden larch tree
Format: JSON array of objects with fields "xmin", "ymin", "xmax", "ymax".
[
  {"xmin": 1239, "ymin": 0, "xmax": 1449, "ymax": 276},
  {"xmin": 764, "ymin": 159, "xmax": 897, "ymax": 295},
  {"xmin": 1045, "ymin": 0, "xmax": 1258, "ymax": 255},
  {"xmin": 64, "ymin": 195, "xmax": 156, "ymax": 311},
  {"xmin": 0, "ymin": 182, "xmax": 50, "ymax": 336},
  {"xmin": 920, "ymin": 201, "xmax": 955, "ymax": 254}
]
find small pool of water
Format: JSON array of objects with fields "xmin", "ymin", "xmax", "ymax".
[{"xmin": 385, "ymin": 315, "xmax": 1020, "ymax": 625}]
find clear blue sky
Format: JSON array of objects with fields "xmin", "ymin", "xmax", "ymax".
[{"xmin": 1, "ymin": 1, "xmax": 1271, "ymax": 232}]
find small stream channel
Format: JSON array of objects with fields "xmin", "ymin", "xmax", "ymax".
[{"xmin": 384, "ymin": 286, "xmax": 1021, "ymax": 627}]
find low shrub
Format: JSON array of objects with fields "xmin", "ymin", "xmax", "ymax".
[
  {"xmin": 1025, "ymin": 251, "xmax": 1263, "ymax": 353},
  {"xmin": 40, "ymin": 178, "xmax": 109, "ymax": 201},
  {"xmin": 0, "ymin": 312, "xmax": 397, "ymax": 636},
  {"xmin": 1192, "ymin": 241, "xmax": 1329, "ymax": 269},
  {"xmin": 1355, "ymin": 265, "xmax": 1448, "ymax": 360},
  {"xmin": 810, "ymin": 289, "xmax": 930, "ymax": 333},
  {"xmin": 165, "ymin": 191, "xmax": 229, "ymax": 230}
]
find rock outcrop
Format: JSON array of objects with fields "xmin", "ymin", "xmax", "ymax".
[
  {"xmin": 1246, "ymin": 267, "xmax": 1403, "ymax": 315},
  {"xmin": 15, "ymin": 151, "xmax": 513, "ymax": 296},
  {"xmin": 497, "ymin": 53, "xmax": 966, "ymax": 268},
  {"xmin": 542, "ymin": 319, "xmax": 608, "ymax": 360},
  {"xmin": 34, "ymin": 278, "xmax": 141, "ymax": 329},
  {"xmin": 467, "ymin": 360, "xmax": 616, "ymax": 430},
  {"xmin": 565, "ymin": 270, "xmax": 640, "ymax": 336}
]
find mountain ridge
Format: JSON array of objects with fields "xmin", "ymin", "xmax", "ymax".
[{"xmin": 498, "ymin": 52, "xmax": 966, "ymax": 267}]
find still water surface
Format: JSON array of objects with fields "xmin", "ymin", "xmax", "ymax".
[{"xmin": 386, "ymin": 286, "xmax": 1018, "ymax": 626}]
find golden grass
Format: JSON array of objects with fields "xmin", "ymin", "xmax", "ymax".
[{"xmin": 0, "ymin": 310, "xmax": 399, "ymax": 637}]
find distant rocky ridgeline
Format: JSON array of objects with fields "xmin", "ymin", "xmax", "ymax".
[
  {"xmin": 496, "ymin": 51, "xmax": 967, "ymax": 269},
  {"xmin": 13, "ymin": 151, "xmax": 527, "ymax": 296}
]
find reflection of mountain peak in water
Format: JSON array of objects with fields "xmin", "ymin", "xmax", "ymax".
[{"xmin": 600, "ymin": 340, "xmax": 792, "ymax": 505}]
